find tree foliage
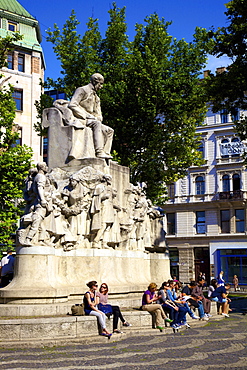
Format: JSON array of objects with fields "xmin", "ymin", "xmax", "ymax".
[
  {"xmin": 44, "ymin": 3, "xmax": 208, "ymax": 202},
  {"xmin": 0, "ymin": 34, "xmax": 33, "ymax": 249},
  {"xmin": 196, "ymin": 0, "xmax": 247, "ymax": 142}
]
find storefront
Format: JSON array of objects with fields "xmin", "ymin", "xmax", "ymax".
[{"xmin": 211, "ymin": 241, "xmax": 247, "ymax": 285}]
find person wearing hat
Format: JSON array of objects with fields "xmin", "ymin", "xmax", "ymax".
[{"xmin": 0, "ymin": 249, "xmax": 15, "ymax": 288}]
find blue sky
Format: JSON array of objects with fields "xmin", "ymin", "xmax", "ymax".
[{"xmin": 19, "ymin": 0, "xmax": 231, "ymax": 80}]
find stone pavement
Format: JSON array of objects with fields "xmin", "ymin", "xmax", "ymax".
[{"xmin": 0, "ymin": 300, "xmax": 247, "ymax": 370}]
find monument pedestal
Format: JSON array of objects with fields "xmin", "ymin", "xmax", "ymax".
[{"xmin": 0, "ymin": 245, "xmax": 170, "ymax": 304}]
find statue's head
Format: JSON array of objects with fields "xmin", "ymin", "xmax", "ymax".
[
  {"xmin": 90, "ymin": 73, "xmax": 104, "ymax": 91},
  {"xmin": 37, "ymin": 162, "xmax": 48, "ymax": 173},
  {"xmin": 102, "ymin": 174, "xmax": 112, "ymax": 184}
]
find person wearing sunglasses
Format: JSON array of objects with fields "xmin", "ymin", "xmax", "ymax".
[
  {"xmin": 83, "ymin": 280, "xmax": 112, "ymax": 337},
  {"xmin": 98, "ymin": 283, "xmax": 131, "ymax": 334}
]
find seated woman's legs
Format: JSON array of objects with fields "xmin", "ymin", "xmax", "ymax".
[
  {"xmin": 177, "ymin": 306, "xmax": 188, "ymax": 324},
  {"xmin": 162, "ymin": 303, "xmax": 179, "ymax": 325},
  {"xmin": 88, "ymin": 311, "xmax": 107, "ymax": 333},
  {"xmin": 142, "ymin": 304, "xmax": 165, "ymax": 327},
  {"xmin": 111, "ymin": 305, "xmax": 121, "ymax": 331}
]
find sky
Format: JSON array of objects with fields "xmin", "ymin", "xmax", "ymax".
[{"xmin": 19, "ymin": 0, "xmax": 231, "ymax": 81}]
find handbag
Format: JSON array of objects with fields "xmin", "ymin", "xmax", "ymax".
[
  {"xmin": 71, "ymin": 303, "xmax": 85, "ymax": 316},
  {"xmin": 98, "ymin": 303, "xmax": 113, "ymax": 315}
]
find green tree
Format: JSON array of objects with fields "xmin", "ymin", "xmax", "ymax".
[
  {"xmin": 0, "ymin": 34, "xmax": 33, "ymax": 249},
  {"xmin": 44, "ymin": 4, "xmax": 208, "ymax": 202},
  {"xmin": 197, "ymin": 0, "xmax": 247, "ymax": 142}
]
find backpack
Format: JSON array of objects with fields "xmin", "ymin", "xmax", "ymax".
[{"xmin": 71, "ymin": 303, "xmax": 85, "ymax": 316}]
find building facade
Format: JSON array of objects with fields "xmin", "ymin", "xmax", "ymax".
[
  {"xmin": 0, "ymin": 0, "xmax": 45, "ymax": 162},
  {"xmin": 163, "ymin": 105, "xmax": 247, "ymax": 285}
]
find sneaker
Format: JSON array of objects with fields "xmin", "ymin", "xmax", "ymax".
[
  {"xmin": 123, "ymin": 322, "xmax": 132, "ymax": 327},
  {"xmin": 222, "ymin": 313, "xmax": 229, "ymax": 317},
  {"xmin": 156, "ymin": 326, "xmax": 164, "ymax": 332},
  {"xmin": 165, "ymin": 318, "xmax": 173, "ymax": 323},
  {"xmin": 181, "ymin": 322, "xmax": 191, "ymax": 328},
  {"xmin": 113, "ymin": 329, "xmax": 123, "ymax": 334},
  {"xmin": 201, "ymin": 316, "xmax": 209, "ymax": 321},
  {"xmin": 191, "ymin": 315, "xmax": 200, "ymax": 319},
  {"xmin": 206, "ymin": 314, "xmax": 212, "ymax": 317}
]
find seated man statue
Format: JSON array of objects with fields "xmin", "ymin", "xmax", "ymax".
[{"xmin": 68, "ymin": 73, "xmax": 114, "ymax": 159}]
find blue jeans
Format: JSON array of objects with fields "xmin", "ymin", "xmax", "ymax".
[{"xmin": 197, "ymin": 301, "xmax": 205, "ymax": 318}]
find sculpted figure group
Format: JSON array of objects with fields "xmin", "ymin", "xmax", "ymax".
[
  {"xmin": 18, "ymin": 74, "xmax": 165, "ymax": 251},
  {"xmin": 17, "ymin": 164, "xmax": 164, "ymax": 251}
]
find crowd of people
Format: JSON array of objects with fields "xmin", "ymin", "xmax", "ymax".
[{"xmin": 83, "ymin": 272, "xmax": 233, "ymax": 337}]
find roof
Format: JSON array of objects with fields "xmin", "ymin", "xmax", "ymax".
[{"xmin": 0, "ymin": 0, "xmax": 35, "ymax": 20}]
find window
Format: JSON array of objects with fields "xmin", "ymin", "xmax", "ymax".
[
  {"xmin": 166, "ymin": 213, "xmax": 175, "ymax": 235},
  {"xmin": 220, "ymin": 109, "xmax": 228, "ymax": 123},
  {"xmin": 233, "ymin": 174, "xmax": 240, "ymax": 191},
  {"xmin": 231, "ymin": 108, "xmax": 239, "ymax": 122},
  {"xmin": 18, "ymin": 54, "xmax": 25, "ymax": 72},
  {"xmin": 167, "ymin": 183, "xmax": 175, "ymax": 198},
  {"xmin": 11, "ymin": 127, "xmax": 22, "ymax": 147},
  {"xmin": 220, "ymin": 138, "xmax": 229, "ymax": 158},
  {"xmin": 235, "ymin": 209, "xmax": 245, "ymax": 233},
  {"xmin": 197, "ymin": 141, "xmax": 204, "ymax": 159},
  {"xmin": 8, "ymin": 21, "xmax": 17, "ymax": 32},
  {"xmin": 196, "ymin": 211, "xmax": 205, "ymax": 234},
  {"xmin": 221, "ymin": 210, "xmax": 230, "ymax": 233},
  {"xmin": 13, "ymin": 89, "xmax": 23, "ymax": 111},
  {"xmin": 7, "ymin": 52, "xmax": 14, "ymax": 69},
  {"xmin": 195, "ymin": 176, "xmax": 205, "ymax": 195},
  {"xmin": 222, "ymin": 174, "xmax": 230, "ymax": 192}
]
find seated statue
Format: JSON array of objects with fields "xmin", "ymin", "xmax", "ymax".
[
  {"xmin": 42, "ymin": 73, "xmax": 114, "ymax": 168},
  {"xmin": 69, "ymin": 73, "xmax": 114, "ymax": 159}
]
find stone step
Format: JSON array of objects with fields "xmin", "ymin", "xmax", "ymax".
[
  {"xmin": 0, "ymin": 302, "xmax": 219, "ymax": 347},
  {"xmin": 0, "ymin": 294, "xmax": 143, "ymax": 317}
]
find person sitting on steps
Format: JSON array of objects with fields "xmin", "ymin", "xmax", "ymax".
[
  {"xmin": 97, "ymin": 283, "xmax": 131, "ymax": 334},
  {"xmin": 83, "ymin": 280, "xmax": 112, "ymax": 337}
]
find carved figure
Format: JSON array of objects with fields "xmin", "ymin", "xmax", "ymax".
[
  {"xmin": 62, "ymin": 174, "xmax": 91, "ymax": 247},
  {"xmin": 23, "ymin": 162, "xmax": 53, "ymax": 246},
  {"xmin": 68, "ymin": 73, "xmax": 114, "ymax": 159},
  {"xmin": 90, "ymin": 174, "xmax": 115, "ymax": 248}
]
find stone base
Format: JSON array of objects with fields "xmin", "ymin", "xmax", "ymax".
[{"xmin": 0, "ymin": 246, "xmax": 170, "ymax": 304}]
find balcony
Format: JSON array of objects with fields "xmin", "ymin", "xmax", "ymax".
[{"xmin": 218, "ymin": 190, "xmax": 243, "ymax": 200}]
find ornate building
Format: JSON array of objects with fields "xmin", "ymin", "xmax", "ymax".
[
  {"xmin": 163, "ymin": 94, "xmax": 247, "ymax": 285},
  {"xmin": 0, "ymin": 0, "xmax": 45, "ymax": 162}
]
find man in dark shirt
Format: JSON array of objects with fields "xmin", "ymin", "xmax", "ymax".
[
  {"xmin": 211, "ymin": 283, "xmax": 231, "ymax": 317},
  {"xmin": 192, "ymin": 279, "xmax": 212, "ymax": 317}
]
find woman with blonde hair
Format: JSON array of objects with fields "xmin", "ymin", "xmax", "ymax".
[{"xmin": 141, "ymin": 282, "xmax": 168, "ymax": 332}]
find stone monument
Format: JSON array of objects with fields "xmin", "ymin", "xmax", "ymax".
[{"xmin": 0, "ymin": 73, "xmax": 169, "ymax": 304}]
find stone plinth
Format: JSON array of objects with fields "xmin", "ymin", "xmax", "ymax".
[{"xmin": 0, "ymin": 246, "xmax": 170, "ymax": 304}]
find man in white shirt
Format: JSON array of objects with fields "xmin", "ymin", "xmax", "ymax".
[{"xmin": 0, "ymin": 249, "xmax": 15, "ymax": 287}]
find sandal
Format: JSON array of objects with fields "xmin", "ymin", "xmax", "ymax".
[
  {"xmin": 113, "ymin": 329, "xmax": 123, "ymax": 334},
  {"xmin": 100, "ymin": 332, "xmax": 112, "ymax": 338}
]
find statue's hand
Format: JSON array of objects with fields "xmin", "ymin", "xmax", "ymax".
[
  {"xmin": 70, "ymin": 119, "xmax": 85, "ymax": 129},
  {"xmin": 41, "ymin": 200, "xmax": 47, "ymax": 207}
]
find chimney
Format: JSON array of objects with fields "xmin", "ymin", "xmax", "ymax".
[
  {"xmin": 216, "ymin": 67, "xmax": 226, "ymax": 74},
  {"xmin": 203, "ymin": 70, "xmax": 210, "ymax": 78}
]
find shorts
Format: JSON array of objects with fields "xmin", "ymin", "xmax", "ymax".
[{"xmin": 212, "ymin": 297, "xmax": 227, "ymax": 303}]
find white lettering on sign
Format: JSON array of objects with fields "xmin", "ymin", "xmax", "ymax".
[{"xmin": 220, "ymin": 141, "xmax": 246, "ymax": 156}]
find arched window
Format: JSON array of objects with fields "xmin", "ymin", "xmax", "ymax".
[
  {"xmin": 221, "ymin": 138, "xmax": 229, "ymax": 158},
  {"xmin": 195, "ymin": 176, "xmax": 205, "ymax": 195},
  {"xmin": 222, "ymin": 174, "xmax": 230, "ymax": 192},
  {"xmin": 233, "ymin": 173, "xmax": 240, "ymax": 191}
]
